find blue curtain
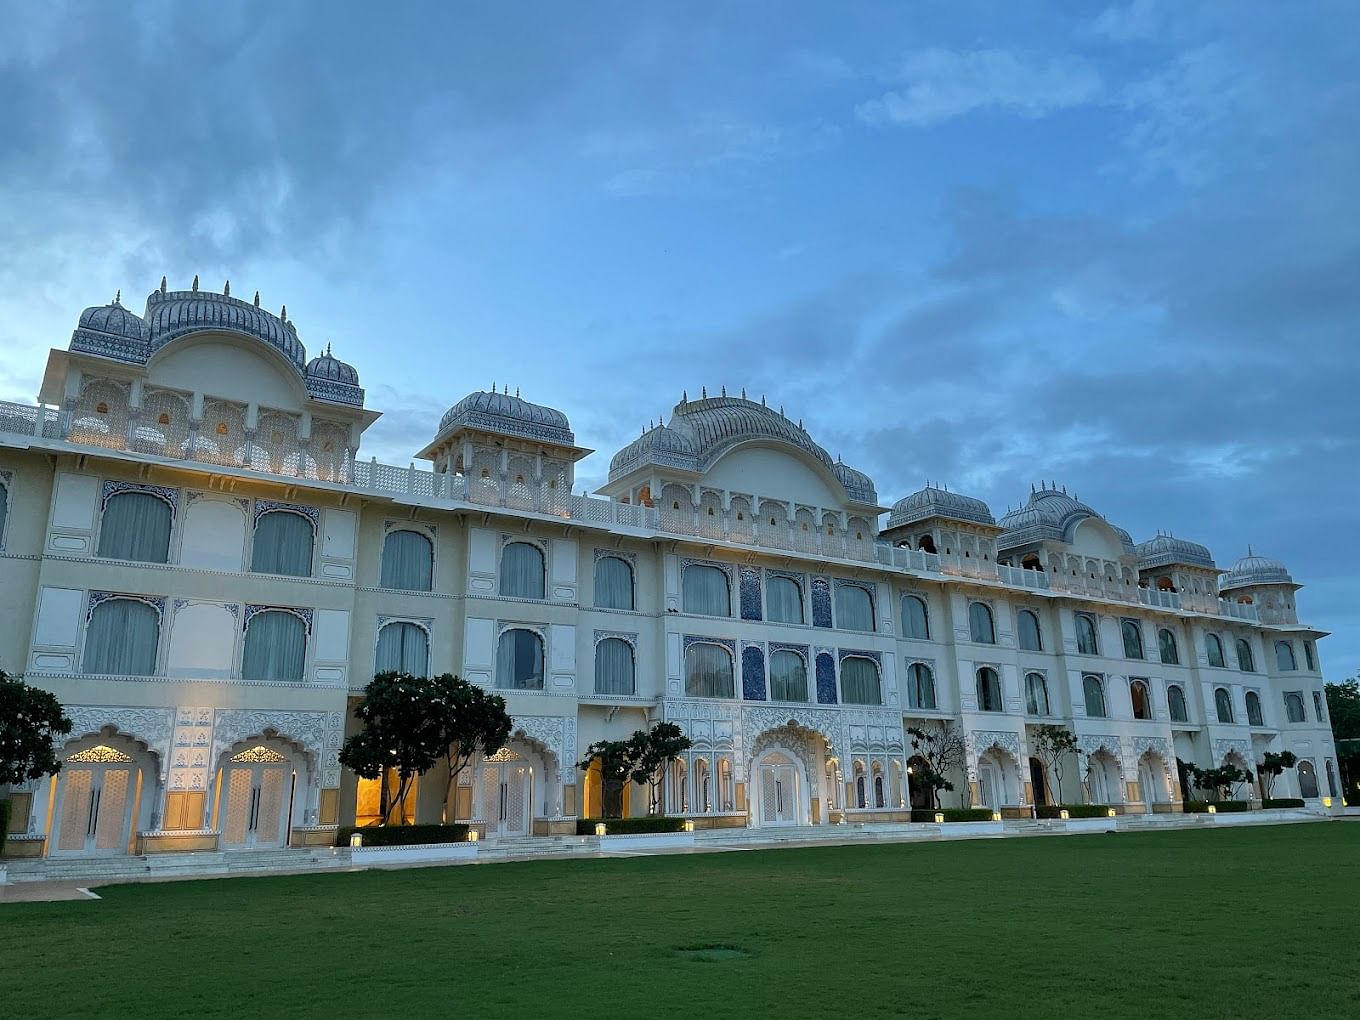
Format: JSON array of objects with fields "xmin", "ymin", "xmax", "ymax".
[
  {"xmin": 1083, "ymin": 675, "xmax": 1106, "ymax": 717},
  {"xmin": 1159, "ymin": 629, "xmax": 1179, "ymax": 664},
  {"xmin": 252, "ymin": 511, "xmax": 314, "ymax": 577},
  {"xmin": 766, "ymin": 577, "xmax": 804, "ymax": 624},
  {"xmin": 496, "ymin": 629, "xmax": 544, "ymax": 689},
  {"xmin": 685, "ymin": 644, "xmax": 734, "ymax": 698},
  {"xmin": 501, "ymin": 542, "xmax": 545, "ymax": 599},
  {"xmin": 908, "ymin": 663, "xmax": 936, "ymax": 709},
  {"xmin": 98, "ymin": 491, "xmax": 172, "ymax": 563},
  {"xmin": 835, "ymin": 585, "xmax": 874, "ymax": 632},
  {"xmin": 1017, "ymin": 610, "xmax": 1041, "ymax": 651},
  {"xmin": 969, "ymin": 602, "xmax": 995, "ymax": 643},
  {"xmin": 1169, "ymin": 685, "xmax": 1188, "ymax": 721},
  {"xmin": 242, "ymin": 610, "xmax": 307, "ymax": 681},
  {"xmin": 594, "ymin": 638, "xmax": 635, "ymax": 695},
  {"xmin": 1122, "ymin": 620, "xmax": 1144, "ymax": 659},
  {"xmin": 376, "ymin": 622, "xmax": 429, "ymax": 675},
  {"xmin": 769, "ymin": 650, "xmax": 807, "ymax": 702},
  {"xmin": 1075, "ymin": 614, "xmax": 1098, "ymax": 654},
  {"xmin": 902, "ymin": 595, "xmax": 929, "ymax": 640},
  {"xmin": 593, "ymin": 556, "xmax": 634, "ymax": 610},
  {"xmin": 380, "ymin": 530, "xmax": 433, "ymax": 591},
  {"xmin": 841, "ymin": 657, "xmax": 881, "ymax": 705},
  {"xmin": 84, "ymin": 598, "xmax": 159, "ymax": 675},
  {"xmin": 682, "ymin": 565, "xmax": 730, "ymax": 617}
]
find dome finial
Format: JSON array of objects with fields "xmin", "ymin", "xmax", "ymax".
[
  {"xmin": 1247, "ymin": 543, "xmax": 1254, "ymax": 557},
  {"xmin": 326, "ymin": 342, "xmax": 332, "ymax": 356},
  {"xmin": 280, "ymin": 304, "xmax": 287, "ymax": 322},
  {"xmin": 254, "ymin": 290, "xmax": 260, "ymax": 307},
  {"xmin": 721, "ymin": 384, "xmax": 726, "ymax": 397},
  {"xmin": 682, "ymin": 389, "xmax": 688, "ymax": 402},
  {"xmin": 741, "ymin": 387, "xmax": 746, "ymax": 400},
  {"xmin": 702, "ymin": 385, "xmax": 707, "ymax": 399},
  {"xmin": 761, "ymin": 394, "xmax": 766, "ymax": 407},
  {"xmin": 114, "ymin": 289, "xmax": 121, "ymax": 305},
  {"xmin": 192, "ymin": 274, "xmax": 199, "ymax": 292},
  {"xmin": 159, "ymin": 275, "xmax": 167, "ymax": 294},
  {"xmin": 515, "ymin": 387, "xmax": 520, "ymax": 398},
  {"xmin": 223, "ymin": 280, "xmax": 230, "ymax": 297}
]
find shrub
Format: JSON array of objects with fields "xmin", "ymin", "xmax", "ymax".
[
  {"xmin": 577, "ymin": 816, "xmax": 686, "ymax": 835},
  {"xmin": 1035, "ymin": 804, "xmax": 1113, "ymax": 819},
  {"xmin": 0, "ymin": 799, "xmax": 9, "ymax": 855},
  {"xmin": 1184, "ymin": 800, "xmax": 1251, "ymax": 814},
  {"xmin": 911, "ymin": 808, "xmax": 994, "ymax": 822},
  {"xmin": 1262, "ymin": 798, "xmax": 1305, "ymax": 809},
  {"xmin": 335, "ymin": 823, "xmax": 470, "ymax": 847}
]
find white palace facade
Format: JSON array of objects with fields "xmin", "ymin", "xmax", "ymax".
[{"xmin": 0, "ymin": 281, "xmax": 1342, "ymax": 857}]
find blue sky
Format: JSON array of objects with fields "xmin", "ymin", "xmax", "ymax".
[{"xmin": 2, "ymin": 1, "xmax": 1357, "ymax": 671}]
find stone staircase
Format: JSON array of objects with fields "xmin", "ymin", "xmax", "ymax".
[
  {"xmin": 475, "ymin": 835, "xmax": 599, "ymax": 861},
  {"xmin": 696, "ymin": 822, "xmax": 942, "ymax": 846},
  {"xmin": 3, "ymin": 846, "xmax": 352, "ymax": 885}
]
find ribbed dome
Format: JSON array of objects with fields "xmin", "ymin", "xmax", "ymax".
[
  {"xmin": 144, "ymin": 286, "xmax": 304, "ymax": 370},
  {"xmin": 608, "ymin": 424, "xmax": 697, "ymax": 476},
  {"xmin": 888, "ymin": 485, "xmax": 995, "ymax": 528},
  {"xmin": 436, "ymin": 390, "xmax": 575, "ymax": 446},
  {"xmin": 999, "ymin": 486, "xmax": 1134, "ymax": 552},
  {"xmin": 306, "ymin": 347, "xmax": 360, "ymax": 385},
  {"xmin": 70, "ymin": 296, "xmax": 149, "ymax": 363},
  {"xmin": 833, "ymin": 460, "xmax": 878, "ymax": 505},
  {"xmin": 1134, "ymin": 534, "xmax": 1215, "ymax": 570},
  {"xmin": 1219, "ymin": 552, "xmax": 1295, "ymax": 591},
  {"xmin": 78, "ymin": 299, "xmax": 146, "ymax": 339}
]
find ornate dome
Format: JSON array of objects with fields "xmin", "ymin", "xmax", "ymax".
[
  {"xmin": 306, "ymin": 346, "xmax": 360, "ymax": 386},
  {"xmin": 70, "ymin": 294, "xmax": 149, "ymax": 362},
  {"xmin": 998, "ymin": 486, "xmax": 1134, "ymax": 552},
  {"xmin": 436, "ymin": 389, "xmax": 575, "ymax": 446},
  {"xmin": 1219, "ymin": 552, "xmax": 1295, "ymax": 592},
  {"xmin": 144, "ymin": 282, "xmax": 305, "ymax": 370},
  {"xmin": 608, "ymin": 424, "xmax": 697, "ymax": 477},
  {"xmin": 832, "ymin": 459, "xmax": 878, "ymax": 505},
  {"xmin": 887, "ymin": 485, "xmax": 996, "ymax": 529},
  {"xmin": 1134, "ymin": 533, "xmax": 1215, "ymax": 570}
]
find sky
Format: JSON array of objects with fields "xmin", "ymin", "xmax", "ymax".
[{"xmin": 1, "ymin": 1, "xmax": 1357, "ymax": 672}]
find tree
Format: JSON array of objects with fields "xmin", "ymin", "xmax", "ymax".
[
  {"xmin": 339, "ymin": 672, "xmax": 444, "ymax": 824},
  {"xmin": 426, "ymin": 673, "xmax": 513, "ymax": 824},
  {"xmin": 1258, "ymin": 750, "xmax": 1298, "ymax": 800},
  {"xmin": 906, "ymin": 722, "xmax": 966, "ymax": 809},
  {"xmin": 577, "ymin": 740, "xmax": 637, "ymax": 818},
  {"xmin": 1325, "ymin": 678, "xmax": 1360, "ymax": 741},
  {"xmin": 1188, "ymin": 762, "xmax": 1254, "ymax": 802},
  {"xmin": 0, "ymin": 671, "xmax": 72, "ymax": 785},
  {"xmin": 627, "ymin": 722, "xmax": 693, "ymax": 815},
  {"xmin": 1029, "ymin": 724, "xmax": 1080, "ymax": 806}
]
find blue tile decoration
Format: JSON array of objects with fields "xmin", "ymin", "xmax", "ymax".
[
  {"xmin": 815, "ymin": 651, "xmax": 838, "ymax": 704},
  {"xmin": 811, "ymin": 575, "xmax": 832, "ymax": 628},
  {"xmin": 741, "ymin": 642, "xmax": 767, "ymax": 700},
  {"xmin": 739, "ymin": 565, "xmax": 763, "ymax": 621}
]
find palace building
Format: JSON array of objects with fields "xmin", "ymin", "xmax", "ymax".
[{"xmin": 0, "ymin": 280, "xmax": 1341, "ymax": 857}]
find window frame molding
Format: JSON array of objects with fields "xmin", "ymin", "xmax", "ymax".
[
  {"xmin": 592, "ymin": 549, "xmax": 638, "ymax": 612},
  {"xmin": 0, "ymin": 468, "xmax": 14, "ymax": 551},
  {"xmin": 380, "ymin": 522, "xmax": 437, "ymax": 592},
  {"xmin": 374, "ymin": 616, "xmax": 434, "ymax": 676},
  {"xmin": 899, "ymin": 590, "xmax": 931, "ymax": 641},
  {"xmin": 83, "ymin": 590, "xmax": 167, "ymax": 676},
  {"xmin": 494, "ymin": 622, "xmax": 549, "ymax": 691},
  {"xmin": 498, "ymin": 535, "xmax": 549, "ymax": 601},
  {"xmin": 95, "ymin": 480, "xmax": 180, "ymax": 565},
  {"xmin": 592, "ymin": 630, "xmax": 639, "ymax": 697},
  {"xmin": 832, "ymin": 578, "xmax": 877, "ymax": 633},
  {"xmin": 680, "ymin": 558, "xmax": 736, "ymax": 619}
]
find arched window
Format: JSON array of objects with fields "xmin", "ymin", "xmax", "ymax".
[
  {"xmin": 873, "ymin": 768, "xmax": 886, "ymax": 809},
  {"xmin": 766, "ymin": 576, "xmax": 804, "ymax": 624},
  {"xmin": 903, "ymin": 662, "xmax": 934, "ymax": 710},
  {"xmin": 1017, "ymin": 609, "xmax": 1042, "ymax": 651},
  {"xmin": 841, "ymin": 656, "xmax": 881, "ymax": 706},
  {"xmin": 84, "ymin": 597, "xmax": 159, "ymax": 675},
  {"xmin": 968, "ymin": 602, "xmax": 995, "ymax": 644},
  {"xmin": 380, "ymin": 530, "xmax": 433, "ymax": 591},
  {"xmin": 769, "ymin": 650, "xmax": 808, "ymax": 702},
  {"xmin": 594, "ymin": 637, "xmax": 635, "ymax": 695},
  {"xmin": 1130, "ymin": 680, "xmax": 1152, "ymax": 720},
  {"xmin": 1083, "ymin": 675, "xmax": 1106, "ymax": 718},
  {"xmin": 1246, "ymin": 690, "xmax": 1264, "ymax": 727},
  {"xmin": 98, "ymin": 490, "xmax": 173, "ymax": 563},
  {"xmin": 1284, "ymin": 691, "xmax": 1306, "ymax": 723},
  {"xmin": 593, "ymin": 555, "xmax": 635, "ymax": 610},
  {"xmin": 1025, "ymin": 672, "xmax": 1049, "ymax": 716},
  {"xmin": 1275, "ymin": 641, "xmax": 1297, "ymax": 671},
  {"xmin": 901, "ymin": 595, "xmax": 930, "ymax": 640},
  {"xmin": 251, "ymin": 509, "xmax": 314, "ymax": 577},
  {"xmin": 1168, "ymin": 684, "xmax": 1188, "ymax": 723},
  {"xmin": 1206, "ymin": 633, "xmax": 1225, "ymax": 668},
  {"xmin": 976, "ymin": 667, "xmax": 1002, "ymax": 712},
  {"xmin": 835, "ymin": 584, "xmax": 875, "ymax": 632},
  {"xmin": 1121, "ymin": 619, "xmax": 1144, "ymax": 660},
  {"xmin": 1235, "ymin": 638, "xmax": 1256, "ymax": 673},
  {"xmin": 375, "ymin": 621, "xmax": 429, "ymax": 675},
  {"xmin": 1075, "ymin": 614, "xmax": 1099, "ymax": 655},
  {"xmin": 682, "ymin": 564, "xmax": 730, "ymax": 616},
  {"xmin": 496, "ymin": 628, "xmax": 544, "ymax": 690},
  {"xmin": 1305, "ymin": 642, "xmax": 1316, "ymax": 671},
  {"xmin": 1214, "ymin": 687, "xmax": 1234, "ymax": 723},
  {"xmin": 500, "ymin": 542, "xmax": 545, "ymax": 599},
  {"xmin": 1158, "ymin": 628, "xmax": 1179, "ymax": 665},
  {"xmin": 1298, "ymin": 760, "xmax": 1319, "ymax": 798},
  {"xmin": 0, "ymin": 476, "xmax": 8, "ymax": 547},
  {"xmin": 242, "ymin": 609, "xmax": 307, "ymax": 682},
  {"xmin": 685, "ymin": 642, "xmax": 734, "ymax": 698}
]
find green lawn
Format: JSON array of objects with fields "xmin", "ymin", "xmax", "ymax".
[{"xmin": 9, "ymin": 823, "xmax": 1358, "ymax": 1018}]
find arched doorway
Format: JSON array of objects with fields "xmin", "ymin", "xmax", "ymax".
[
  {"xmin": 908, "ymin": 755, "xmax": 933, "ymax": 809},
  {"xmin": 217, "ymin": 740, "xmax": 301, "ymax": 849},
  {"xmin": 1029, "ymin": 757, "xmax": 1049, "ymax": 806},
  {"xmin": 479, "ymin": 745, "xmax": 534, "ymax": 837},
  {"xmin": 1086, "ymin": 751, "xmax": 1122, "ymax": 806},
  {"xmin": 976, "ymin": 746, "xmax": 1019, "ymax": 808},
  {"xmin": 50, "ymin": 732, "xmax": 154, "ymax": 857},
  {"xmin": 1138, "ymin": 752, "xmax": 1169, "ymax": 810},
  {"xmin": 1298, "ymin": 759, "xmax": 1319, "ymax": 799},
  {"xmin": 754, "ymin": 749, "xmax": 805, "ymax": 826}
]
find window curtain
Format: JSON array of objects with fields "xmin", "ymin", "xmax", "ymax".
[
  {"xmin": 1083, "ymin": 676, "xmax": 1106, "ymax": 717},
  {"xmin": 908, "ymin": 663, "xmax": 936, "ymax": 710},
  {"xmin": 682, "ymin": 565, "xmax": 730, "ymax": 617},
  {"xmin": 1285, "ymin": 693, "xmax": 1305, "ymax": 723},
  {"xmin": 1159, "ymin": 629, "xmax": 1179, "ymax": 664},
  {"xmin": 1017, "ymin": 610, "xmax": 1041, "ymax": 651},
  {"xmin": 376, "ymin": 622, "xmax": 429, "ymax": 675},
  {"xmin": 841, "ymin": 657, "xmax": 881, "ymax": 705},
  {"xmin": 1076, "ymin": 615, "xmax": 1098, "ymax": 654},
  {"xmin": 242, "ymin": 610, "xmax": 307, "ymax": 681},
  {"xmin": 1275, "ymin": 642, "xmax": 1296, "ymax": 670},
  {"xmin": 835, "ymin": 585, "xmax": 874, "ymax": 632},
  {"xmin": 496, "ymin": 629, "xmax": 544, "ymax": 689},
  {"xmin": 1169, "ymin": 685, "xmax": 1188, "ymax": 722},
  {"xmin": 380, "ymin": 530, "xmax": 433, "ymax": 591},
  {"xmin": 98, "ymin": 491, "xmax": 172, "ymax": 563},
  {"xmin": 84, "ymin": 598, "xmax": 159, "ymax": 675},
  {"xmin": 594, "ymin": 556, "xmax": 634, "ymax": 610},
  {"xmin": 902, "ymin": 596, "xmax": 929, "ymax": 640},
  {"xmin": 769, "ymin": 650, "xmax": 808, "ymax": 702},
  {"xmin": 977, "ymin": 669, "xmax": 1001, "ymax": 712},
  {"xmin": 1206, "ymin": 635, "xmax": 1225, "ymax": 668},
  {"xmin": 501, "ymin": 542, "xmax": 545, "ymax": 599},
  {"xmin": 969, "ymin": 603, "xmax": 995, "ymax": 643},
  {"xmin": 1215, "ymin": 689, "xmax": 1233, "ymax": 723},
  {"xmin": 1247, "ymin": 693, "xmax": 1263, "ymax": 727},
  {"xmin": 1122, "ymin": 621, "xmax": 1143, "ymax": 659},
  {"xmin": 0, "ymin": 481, "xmax": 8, "ymax": 545},
  {"xmin": 1236, "ymin": 639, "xmax": 1255, "ymax": 672},
  {"xmin": 594, "ymin": 638, "xmax": 635, "ymax": 695},
  {"xmin": 685, "ymin": 644, "xmax": 734, "ymax": 698},
  {"xmin": 251, "ymin": 511, "xmax": 314, "ymax": 577},
  {"xmin": 766, "ymin": 577, "xmax": 803, "ymax": 624},
  {"xmin": 1026, "ymin": 673, "xmax": 1049, "ymax": 715}
]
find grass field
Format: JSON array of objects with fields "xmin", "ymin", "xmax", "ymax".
[{"xmin": 9, "ymin": 823, "xmax": 1358, "ymax": 1018}]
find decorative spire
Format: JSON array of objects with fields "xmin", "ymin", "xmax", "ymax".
[
  {"xmin": 160, "ymin": 276, "xmax": 167, "ymax": 294},
  {"xmin": 798, "ymin": 418, "xmax": 803, "ymax": 429},
  {"xmin": 761, "ymin": 394, "xmax": 766, "ymax": 407},
  {"xmin": 280, "ymin": 304, "xmax": 287, "ymax": 322},
  {"xmin": 191, "ymin": 274, "xmax": 199, "ymax": 292},
  {"xmin": 741, "ymin": 387, "xmax": 746, "ymax": 400},
  {"xmin": 254, "ymin": 290, "xmax": 260, "ymax": 307},
  {"xmin": 114, "ymin": 289, "xmax": 121, "ymax": 305},
  {"xmin": 223, "ymin": 280, "xmax": 230, "ymax": 297},
  {"xmin": 325, "ymin": 342, "xmax": 332, "ymax": 356},
  {"xmin": 491, "ymin": 380, "xmax": 496, "ymax": 393},
  {"xmin": 516, "ymin": 387, "xmax": 520, "ymax": 398},
  {"xmin": 682, "ymin": 389, "xmax": 688, "ymax": 402},
  {"xmin": 702, "ymin": 386, "xmax": 707, "ymax": 399},
  {"xmin": 779, "ymin": 405, "xmax": 784, "ymax": 417},
  {"xmin": 1247, "ymin": 543, "xmax": 1254, "ymax": 557},
  {"xmin": 721, "ymin": 384, "xmax": 726, "ymax": 397}
]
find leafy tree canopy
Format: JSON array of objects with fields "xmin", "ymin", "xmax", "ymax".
[{"xmin": 0, "ymin": 671, "xmax": 72, "ymax": 785}]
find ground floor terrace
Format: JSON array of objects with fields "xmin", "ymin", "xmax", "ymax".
[{"xmin": 4, "ymin": 822, "xmax": 1356, "ymax": 1017}]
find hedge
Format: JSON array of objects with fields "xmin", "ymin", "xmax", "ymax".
[
  {"xmin": 0, "ymin": 799, "xmax": 9, "ymax": 856},
  {"xmin": 910, "ymin": 808, "xmax": 995, "ymax": 823},
  {"xmin": 1262, "ymin": 798, "xmax": 1306, "ymax": 809},
  {"xmin": 336, "ymin": 823, "xmax": 470, "ymax": 847},
  {"xmin": 1035, "ymin": 804, "xmax": 1114, "ymax": 819},
  {"xmin": 577, "ymin": 816, "xmax": 686, "ymax": 835},
  {"xmin": 1184, "ymin": 800, "xmax": 1251, "ymax": 813}
]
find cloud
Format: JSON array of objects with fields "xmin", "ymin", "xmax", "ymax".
[{"xmin": 856, "ymin": 48, "xmax": 1103, "ymax": 126}]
